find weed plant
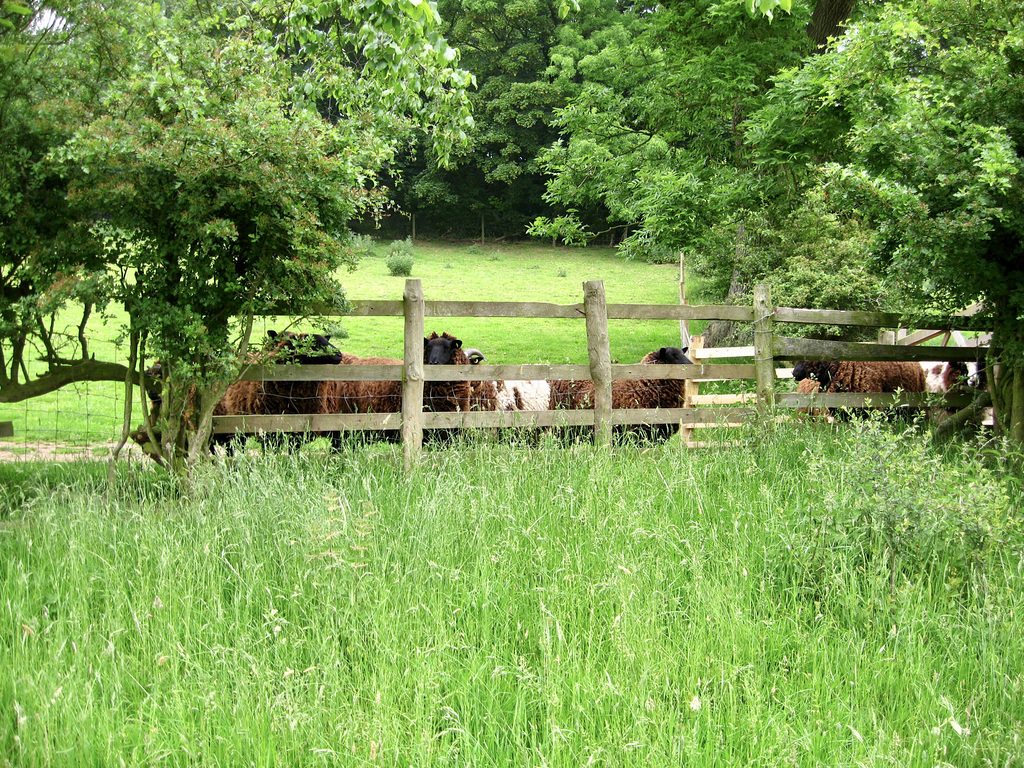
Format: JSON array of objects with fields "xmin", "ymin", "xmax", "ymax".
[{"xmin": 2, "ymin": 425, "xmax": 1022, "ymax": 766}]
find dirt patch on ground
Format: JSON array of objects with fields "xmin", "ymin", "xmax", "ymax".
[{"xmin": 0, "ymin": 440, "xmax": 146, "ymax": 463}]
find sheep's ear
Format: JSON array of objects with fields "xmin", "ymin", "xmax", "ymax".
[
  {"xmin": 453, "ymin": 339, "xmax": 462, "ymax": 349},
  {"xmin": 268, "ymin": 330, "xmax": 279, "ymax": 339},
  {"xmin": 682, "ymin": 347, "xmax": 688, "ymax": 354}
]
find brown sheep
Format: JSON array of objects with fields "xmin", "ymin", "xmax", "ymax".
[
  {"xmin": 259, "ymin": 331, "xmax": 345, "ymax": 416},
  {"xmin": 792, "ymin": 359, "xmax": 925, "ymax": 419},
  {"xmin": 330, "ymin": 353, "xmax": 404, "ymax": 415},
  {"xmin": 549, "ymin": 346, "xmax": 692, "ymax": 441},
  {"xmin": 329, "ymin": 333, "xmax": 473, "ymax": 416},
  {"xmin": 324, "ymin": 332, "xmax": 474, "ymax": 443},
  {"xmin": 792, "ymin": 360, "xmax": 926, "ymax": 394}
]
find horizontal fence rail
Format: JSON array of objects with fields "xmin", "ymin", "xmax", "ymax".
[{"xmin": 215, "ymin": 281, "xmax": 992, "ymax": 461}]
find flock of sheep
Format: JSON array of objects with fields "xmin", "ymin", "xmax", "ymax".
[
  {"xmin": 198, "ymin": 330, "xmax": 695, "ymax": 444},
  {"xmin": 142, "ymin": 331, "xmax": 987, "ymax": 449}
]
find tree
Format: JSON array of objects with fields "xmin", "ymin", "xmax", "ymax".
[
  {"xmin": 0, "ymin": 0, "xmax": 473, "ymax": 471},
  {"xmin": 749, "ymin": 0, "xmax": 1024, "ymax": 439},
  {"xmin": 1, "ymin": 1, "xmax": 131, "ymax": 404},
  {"xmin": 379, "ymin": 0, "xmax": 629, "ymax": 241},
  {"xmin": 531, "ymin": 0, "xmax": 813, "ymax": 260}
]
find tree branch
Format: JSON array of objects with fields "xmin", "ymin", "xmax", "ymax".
[{"xmin": 0, "ymin": 359, "xmax": 151, "ymax": 403}]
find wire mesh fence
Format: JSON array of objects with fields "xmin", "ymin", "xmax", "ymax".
[{"xmin": 0, "ymin": 380, "xmax": 146, "ymax": 463}]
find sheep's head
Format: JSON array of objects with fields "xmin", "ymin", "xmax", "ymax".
[
  {"xmin": 639, "ymin": 346, "xmax": 692, "ymax": 365},
  {"xmin": 793, "ymin": 360, "xmax": 837, "ymax": 387},
  {"xmin": 424, "ymin": 331, "xmax": 467, "ymax": 365},
  {"xmin": 967, "ymin": 361, "xmax": 987, "ymax": 390},
  {"xmin": 267, "ymin": 330, "xmax": 344, "ymax": 365},
  {"xmin": 655, "ymin": 346, "xmax": 692, "ymax": 365}
]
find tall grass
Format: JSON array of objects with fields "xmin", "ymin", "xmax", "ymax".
[{"xmin": 3, "ymin": 424, "xmax": 1022, "ymax": 766}]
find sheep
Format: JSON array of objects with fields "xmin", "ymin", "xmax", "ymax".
[
  {"xmin": 920, "ymin": 360, "xmax": 986, "ymax": 396},
  {"xmin": 324, "ymin": 332, "xmax": 474, "ymax": 443},
  {"xmin": 549, "ymin": 346, "xmax": 693, "ymax": 441},
  {"xmin": 329, "ymin": 353, "xmax": 404, "ymax": 415},
  {"xmin": 260, "ymin": 331, "xmax": 345, "ymax": 415},
  {"xmin": 131, "ymin": 332, "xmax": 347, "ymax": 458},
  {"xmin": 918, "ymin": 359, "xmax": 989, "ymax": 424},
  {"xmin": 461, "ymin": 350, "xmax": 552, "ymax": 414},
  {"xmin": 423, "ymin": 331, "xmax": 472, "ymax": 414},
  {"xmin": 792, "ymin": 359, "xmax": 926, "ymax": 419}
]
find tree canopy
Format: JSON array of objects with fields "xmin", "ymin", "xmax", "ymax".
[
  {"xmin": 748, "ymin": 0, "xmax": 1024, "ymax": 437},
  {"xmin": 0, "ymin": 0, "xmax": 472, "ymax": 469}
]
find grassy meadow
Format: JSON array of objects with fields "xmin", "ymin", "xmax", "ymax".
[
  {"xmin": 3, "ymin": 238, "xmax": 1023, "ymax": 766},
  {"xmin": 2, "ymin": 421, "xmax": 1023, "ymax": 766}
]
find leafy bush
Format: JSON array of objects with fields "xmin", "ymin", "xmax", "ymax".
[
  {"xmin": 347, "ymin": 233, "xmax": 378, "ymax": 257},
  {"xmin": 778, "ymin": 418, "xmax": 1020, "ymax": 605},
  {"xmin": 384, "ymin": 238, "xmax": 415, "ymax": 276}
]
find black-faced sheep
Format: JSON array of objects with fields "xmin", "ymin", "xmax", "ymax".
[
  {"xmin": 792, "ymin": 360, "xmax": 926, "ymax": 394},
  {"xmin": 549, "ymin": 346, "xmax": 693, "ymax": 441},
  {"xmin": 423, "ymin": 331, "xmax": 472, "ymax": 414},
  {"xmin": 792, "ymin": 359, "xmax": 926, "ymax": 419},
  {"xmin": 261, "ymin": 330, "xmax": 346, "ymax": 415},
  {"xmin": 324, "ymin": 332, "xmax": 474, "ymax": 443},
  {"xmin": 133, "ymin": 331, "xmax": 340, "ymax": 456}
]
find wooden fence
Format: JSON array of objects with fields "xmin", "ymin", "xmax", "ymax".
[{"xmin": 213, "ymin": 280, "xmax": 990, "ymax": 465}]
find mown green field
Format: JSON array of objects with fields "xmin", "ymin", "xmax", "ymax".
[
  {"xmin": 0, "ymin": 241, "xmax": 693, "ymax": 448},
  {"xmin": 1, "ymin": 421, "xmax": 1022, "ymax": 766}
]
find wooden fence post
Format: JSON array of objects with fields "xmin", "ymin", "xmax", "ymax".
[
  {"xmin": 402, "ymin": 279, "xmax": 425, "ymax": 469},
  {"xmin": 681, "ymin": 335, "xmax": 704, "ymax": 447},
  {"xmin": 583, "ymin": 280, "xmax": 613, "ymax": 447},
  {"xmin": 679, "ymin": 251, "xmax": 690, "ymax": 350},
  {"xmin": 752, "ymin": 284, "xmax": 776, "ymax": 419}
]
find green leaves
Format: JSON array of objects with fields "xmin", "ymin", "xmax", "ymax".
[{"xmin": 745, "ymin": 0, "xmax": 793, "ymax": 21}]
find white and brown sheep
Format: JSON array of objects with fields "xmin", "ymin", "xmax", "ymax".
[{"xmin": 461, "ymin": 350, "xmax": 552, "ymax": 414}]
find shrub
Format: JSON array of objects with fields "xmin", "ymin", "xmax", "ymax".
[
  {"xmin": 384, "ymin": 238, "xmax": 415, "ymax": 276},
  {"xmin": 777, "ymin": 418, "xmax": 1020, "ymax": 606},
  {"xmin": 348, "ymin": 233, "xmax": 377, "ymax": 258}
]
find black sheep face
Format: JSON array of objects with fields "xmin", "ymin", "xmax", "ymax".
[
  {"xmin": 267, "ymin": 330, "xmax": 344, "ymax": 365},
  {"xmin": 794, "ymin": 361, "xmax": 837, "ymax": 388},
  {"xmin": 424, "ymin": 334, "xmax": 463, "ymax": 365},
  {"xmin": 653, "ymin": 346, "xmax": 692, "ymax": 365}
]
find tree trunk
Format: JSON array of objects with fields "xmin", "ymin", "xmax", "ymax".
[
  {"xmin": 703, "ymin": 222, "xmax": 751, "ymax": 348},
  {"xmin": 807, "ymin": 0, "xmax": 858, "ymax": 49}
]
